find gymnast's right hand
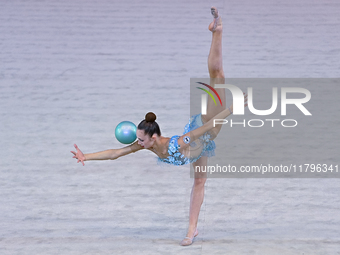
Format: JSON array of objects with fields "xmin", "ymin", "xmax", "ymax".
[{"xmin": 71, "ymin": 144, "xmax": 85, "ymax": 166}]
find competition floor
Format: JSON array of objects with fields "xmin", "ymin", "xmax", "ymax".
[{"xmin": 1, "ymin": 0, "xmax": 340, "ymax": 254}]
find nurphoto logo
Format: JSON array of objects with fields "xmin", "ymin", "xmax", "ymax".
[{"xmin": 199, "ymin": 84, "xmax": 312, "ymax": 128}]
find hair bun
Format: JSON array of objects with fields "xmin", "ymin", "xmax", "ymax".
[{"xmin": 145, "ymin": 112, "xmax": 156, "ymax": 123}]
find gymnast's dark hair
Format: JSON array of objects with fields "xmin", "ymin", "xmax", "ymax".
[{"xmin": 137, "ymin": 112, "xmax": 161, "ymax": 137}]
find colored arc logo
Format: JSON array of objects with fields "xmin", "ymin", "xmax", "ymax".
[{"xmin": 196, "ymin": 82, "xmax": 223, "ymax": 106}]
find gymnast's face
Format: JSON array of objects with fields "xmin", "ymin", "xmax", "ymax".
[{"xmin": 136, "ymin": 129, "xmax": 155, "ymax": 149}]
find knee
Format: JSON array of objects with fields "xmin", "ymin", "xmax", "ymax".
[
  {"xmin": 209, "ymin": 69, "xmax": 225, "ymax": 79},
  {"xmin": 215, "ymin": 71, "xmax": 225, "ymax": 79},
  {"xmin": 194, "ymin": 178, "xmax": 206, "ymax": 187}
]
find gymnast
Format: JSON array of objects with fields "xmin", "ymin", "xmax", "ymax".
[{"xmin": 71, "ymin": 7, "xmax": 247, "ymax": 246}]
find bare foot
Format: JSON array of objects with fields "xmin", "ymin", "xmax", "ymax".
[{"xmin": 209, "ymin": 6, "xmax": 222, "ymax": 32}]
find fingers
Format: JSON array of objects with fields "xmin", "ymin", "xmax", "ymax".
[
  {"xmin": 73, "ymin": 144, "xmax": 85, "ymax": 166},
  {"xmin": 71, "ymin": 150, "xmax": 78, "ymax": 160},
  {"xmin": 77, "ymin": 159, "xmax": 85, "ymax": 166},
  {"xmin": 244, "ymin": 92, "xmax": 248, "ymax": 107}
]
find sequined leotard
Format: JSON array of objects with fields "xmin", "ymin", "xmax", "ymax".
[{"xmin": 158, "ymin": 114, "xmax": 216, "ymax": 166}]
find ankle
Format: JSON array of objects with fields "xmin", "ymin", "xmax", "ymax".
[{"xmin": 186, "ymin": 226, "xmax": 197, "ymax": 236}]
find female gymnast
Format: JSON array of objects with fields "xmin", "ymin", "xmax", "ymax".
[{"xmin": 71, "ymin": 7, "xmax": 247, "ymax": 246}]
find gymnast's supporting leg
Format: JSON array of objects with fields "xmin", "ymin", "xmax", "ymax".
[
  {"xmin": 181, "ymin": 7, "xmax": 226, "ymax": 246},
  {"xmin": 181, "ymin": 156, "xmax": 207, "ymax": 246}
]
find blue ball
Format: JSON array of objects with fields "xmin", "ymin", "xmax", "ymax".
[{"xmin": 115, "ymin": 121, "xmax": 137, "ymax": 144}]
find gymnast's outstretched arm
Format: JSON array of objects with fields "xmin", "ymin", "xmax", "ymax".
[{"xmin": 71, "ymin": 142, "xmax": 143, "ymax": 166}]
